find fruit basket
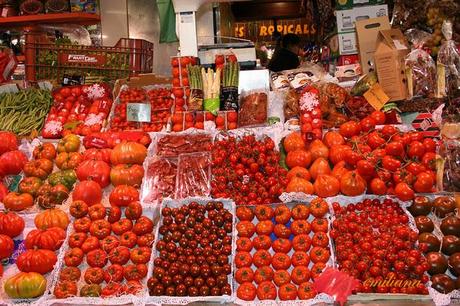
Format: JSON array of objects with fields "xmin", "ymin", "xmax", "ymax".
[
  {"xmin": 232, "ymin": 200, "xmax": 335, "ymax": 304},
  {"xmin": 25, "ymin": 33, "xmax": 153, "ymax": 82},
  {"xmin": 146, "ymin": 197, "xmax": 235, "ymax": 305}
]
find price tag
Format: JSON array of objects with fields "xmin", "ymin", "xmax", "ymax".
[
  {"xmin": 127, "ymin": 103, "xmax": 151, "ymax": 122},
  {"xmin": 0, "ymin": 84, "xmax": 19, "ymax": 94},
  {"xmin": 363, "ymin": 83, "xmax": 390, "ymax": 111},
  {"xmin": 38, "ymin": 81, "xmax": 53, "ymax": 91}
]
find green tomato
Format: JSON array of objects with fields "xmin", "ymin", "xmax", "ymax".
[{"xmin": 4, "ymin": 272, "xmax": 47, "ymax": 299}]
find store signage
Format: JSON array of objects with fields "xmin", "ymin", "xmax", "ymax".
[
  {"xmin": 59, "ymin": 53, "xmax": 106, "ymax": 65},
  {"xmin": 234, "ymin": 20, "xmax": 316, "ymax": 41},
  {"xmin": 126, "ymin": 103, "xmax": 151, "ymax": 123}
]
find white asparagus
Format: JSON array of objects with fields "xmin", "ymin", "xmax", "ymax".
[
  {"xmin": 207, "ymin": 68, "xmax": 213, "ymax": 99},
  {"xmin": 213, "ymin": 67, "xmax": 222, "ymax": 99},
  {"xmin": 201, "ymin": 67, "xmax": 208, "ymax": 98}
]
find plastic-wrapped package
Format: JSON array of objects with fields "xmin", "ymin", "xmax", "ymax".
[
  {"xmin": 299, "ymin": 85, "xmax": 323, "ymax": 142},
  {"xmin": 238, "ymin": 89, "xmax": 268, "ymax": 127},
  {"xmin": 391, "ymin": 0, "xmax": 427, "ymax": 31},
  {"xmin": 439, "ymin": 121, "xmax": 460, "ymax": 192},
  {"xmin": 404, "ymin": 29, "xmax": 437, "ymax": 99},
  {"xmin": 267, "ymin": 91, "xmax": 285, "ymax": 124},
  {"xmin": 270, "ymin": 71, "xmax": 290, "ymax": 91},
  {"xmin": 283, "ymin": 89, "xmax": 300, "ymax": 120},
  {"xmin": 175, "ymin": 152, "xmax": 211, "ymax": 199},
  {"xmin": 141, "ymin": 156, "xmax": 177, "ymax": 204},
  {"xmin": 154, "ymin": 133, "xmax": 213, "ymax": 158},
  {"xmin": 437, "ymin": 20, "xmax": 460, "ymax": 98}
]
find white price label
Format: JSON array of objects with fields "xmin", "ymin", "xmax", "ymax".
[
  {"xmin": 0, "ymin": 84, "xmax": 19, "ymax": 94},
  {"xmin": 126, "ymin": 103, "xmax": 151, "ymax": 122}
]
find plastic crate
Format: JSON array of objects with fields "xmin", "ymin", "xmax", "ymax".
[{"xmin": 25, "ymin": 33, "xmax": 153, "ymax": 82}]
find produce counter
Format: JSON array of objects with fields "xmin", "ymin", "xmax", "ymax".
[{"xmin": 0, "ymin": 58, "xmax": 458, "ymax": 306}]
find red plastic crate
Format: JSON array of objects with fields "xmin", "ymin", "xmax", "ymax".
[{"xmin": 25, "ymin": 33, "xmax": 153, "ymax": 82}]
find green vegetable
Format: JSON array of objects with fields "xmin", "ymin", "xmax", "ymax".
[
  {"xmin": 279, "ymin": 139, "xmax": 289, "ymax": 170},
  {"xmin": 0, "ymin": 89, "xmax": 52, "ymax": 136},
  {"xmin": 48, "ymin": 170, "xmax": 77, "ymax": 190}
]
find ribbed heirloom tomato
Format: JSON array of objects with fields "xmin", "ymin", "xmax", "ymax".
[
  {"xmin": 272, "ymin": 253, "xmax": 291, "ymax": 270},
  {"xmin": 272, "ymin": 238, "xmax": 292, "ymax": 253},
  {"xmin": 291, "ymin": 220, "xmax": 311, "ymax": 235},
  {"xmin": 236, "ymin": 237, "xmax": 253, "ymax": 252},
  {"xmin": 253, "ymin": 250, "xmax": 272, "ymax": 268},
  {"xmin": 274, "ymin": 224, "xmax": 291, "ymax": 238},
  {"xmin": 235, "ymin": 267, "xmax": 254, "ymax": 284},
  {"xmin": 254, "ymin": 205, "xmax": 274, "ymax": 221},
  {"xmin": 273, "ymin": 270, "xmax": 291, "ymax": 286},
  {"xmin": 237, "ymin": 282, "xmax": 256, "ymax": 301},
  {"xmin": 279, "ymin": 283, "xmax": 297, "ymax": 300},
  {"xmin": 253, "ymin": 235, "xmax": 272, "ymax": 250},
  {"xmin": 59, "ymin": 267, "xmax": 81, "ymax": 282},
  {"xmin": 256, "ymin": 220, "xmax": 274, "ymax": 235},
  {"xmin": 257, "ymin": 281, "xmax": 277, "ymax": 300},
  {"xmin": 254, "ymin": 266, "xmax": 273, "ymax": 284}
]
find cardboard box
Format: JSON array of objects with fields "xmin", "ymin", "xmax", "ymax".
[
  {"xmin": 374, "ymin": 29, "xmax": 409, "ymax": 101},
  {"xmin": 336, "ymin": 0, "xmax": 385, "ymax": 10},
  {"xmin": 336, "ymin": 5, "xmax": 388, "ymax": 33},
  {"xmin": 356, "ymin": 16, "xmax": 391, "ymax": 74},
  {"xmin": 338, "ymin": 32, "xmax": 358, "ymax": 55},
  {"xmin": 113, "ymin": 73, "xmax": 172, "ymax": 99}
]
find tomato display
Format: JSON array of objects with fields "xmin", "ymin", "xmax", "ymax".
[
  {"xmin": 331, "ymin": 198, "xmax": 429, "ymax": 294},
  {"xmin": 54, "ymin": 198, "xmax": 154, "ymax": 299},
  {"xmin": 235, "ymin": 201, "xmax": 330, "ymax": 301},
  {"xmin": 148, "ymin": 200, "xmax": 233, "ymax": 297},
  {"xmin": 282, "ymin": 117, "xmax": 438, "ymax": 201},
  {"xmin": 110, "ymin": 87, "xmax": 172, "ymax": 132},
  {"xmin": 43, "ymin": 84, "xmax": 113, "ymax": 138},
  {"xmin": 211, "ymin": 135, "xmax": 286, "ymax": 205}
]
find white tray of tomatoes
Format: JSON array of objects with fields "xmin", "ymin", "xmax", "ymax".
[
  {"xmin": 145, "ymin": 197, "xmax": 236, "ymax": 305},
  {"xmin": 0, "ymin": 209, "xmax": 70, "ymax": 305},
  {"xmin": 43, "ymin": 203, "xmax": 159, "ymax": 305},
  {"xmin": 327, "ymin": 195, "xmax": 432, "ymax": 301},
  {"xmin": 233, "ymin": 199, "xmax": 335, "ymax": 305}
]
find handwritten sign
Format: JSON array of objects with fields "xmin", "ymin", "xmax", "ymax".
[
  {"xmin": 126, "ymin": 103, "xmax": 151, "ymax": 122},
  {"xmin": 363, "ymin": 83, "xmax": 390, "ymax": 111}
]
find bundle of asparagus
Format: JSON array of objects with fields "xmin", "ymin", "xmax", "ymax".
[
  {"xmin": 221, "ymin": 61, "xmax": 240, "ymax": 111},
  {"xmin": 202, "ymin": 67, "xmax": 221, "ymax": 114},
  {"xmin": 222, "ymin": 61, "xmax": 239, "ymax": 88},
  {"xmin": 187, "ymin": 65, "xmax": 203, "ymax": 110}
]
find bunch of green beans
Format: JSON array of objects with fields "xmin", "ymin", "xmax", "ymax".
[{"xmin": 0, "ymin": 89, "xmax": 53, "ymax": 136}]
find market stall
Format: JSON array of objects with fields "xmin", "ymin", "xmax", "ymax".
[{"xmin": 0, "ymin": 0, "xmax": 459, "ymax": 305}]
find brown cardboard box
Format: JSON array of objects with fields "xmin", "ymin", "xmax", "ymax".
[
  {"xmin": 374, "ymin": 29, "xmax": 409, "ymax": 101},
  {"xmin": 113, "ymin": 73, "xmax": 171, "ymax": 98},
  {"xmin": 355, "ymin": 16, "xmax": 390, "ymax": 74}
]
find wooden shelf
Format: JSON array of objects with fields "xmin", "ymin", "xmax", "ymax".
[{"xmin": 0, "ymin": 12, "xmax": 101, "ymax": 28}]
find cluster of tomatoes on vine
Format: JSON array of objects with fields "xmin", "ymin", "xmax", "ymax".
[
  {"xmin": 210, "ymin": 135, "xmax": 288, "ymax": 205},
  {"xmin": 336, "ymin": 116, "xmax": 438, "ymax": 201}
]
